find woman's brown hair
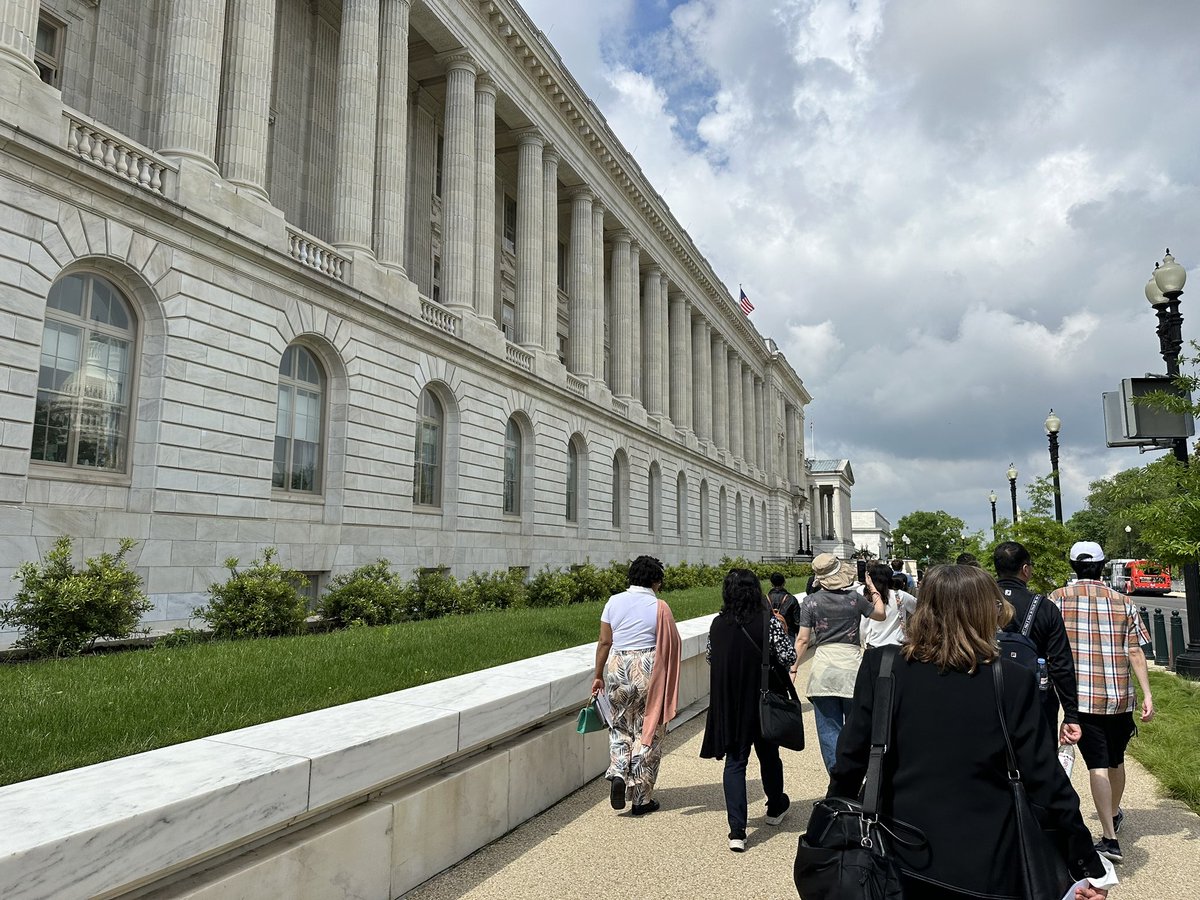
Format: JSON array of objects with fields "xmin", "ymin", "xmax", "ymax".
[{"xmin": 902, "ymin": 564, "xmax": 1014, "ymax": 673}]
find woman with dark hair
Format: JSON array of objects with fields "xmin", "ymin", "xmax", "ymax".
[
  {"xmin": 825, "ymin": 565, "xmax": 1115, "ymax": 899},
  {"xmin": 701, "ymin": 569, "xmax": 797, "ymax": 852},
  {"xmin": 592, "ymin": 555, "xmax": 681, "ymax": 817},
  {"xmin": 860, "ymin": 560, "xmax": 906, "ymax": 649}
]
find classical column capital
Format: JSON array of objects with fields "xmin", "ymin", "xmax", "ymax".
[
  {"xmin": 645, "ymin": 264, "xmax": 662, "ymax": 278},
  {"xmin": 569, "ymin": 186, "xmax": 594, "ymax": 203},
  {"xmin": 514, "ymin": 127, "xmax": 544, "ymax": 148},
  {"xmin": 592, "ymin": 199, "xmax": 606, "ymax": 218},
  {"xmin": 475, "ymin": 73, "xmax": 498, "ymax": 96},
  {"xmin": 542, "ymin": 144, "xmax": 561, "ymax": 166},
  {"xmin": 443, "ymin": 51, "xmax": 477, "ymax": 75},
  {"xmin": 611, "ymin": 229, "xmax": 633, "ymax": 245},
  {"xmin": 659, "ymin": 272, "xmax": 669, "ymax": 290}
]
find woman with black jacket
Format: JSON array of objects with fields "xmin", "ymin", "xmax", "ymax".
[
  {"xmin": 701, "ymin": 569, "xmax": 797, "ymax": 853},
  {"xmin": 827, "ymin": 564, "xmax": 1114, "ymax": 900}
]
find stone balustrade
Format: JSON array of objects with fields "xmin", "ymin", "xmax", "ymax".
[
  {"xmin": 612, "ymin": 396, "xmax": 629, "ymax": 416},
  {"xmin": 286, "ymin": 227, "xmax": 350, "ymax": 281},
  {"xmin": 0, "ymin": 615, "xmax": 714, "ymax": 900},
  {"xmin": 566, "ymin": 373, "xmax": 588, "ymax": 397},
  {"xmin": 64, "ymin": 111, "xmax": 175, "ymax": 196},
  {"xmin": 420, "ymin": 297, "xmax": 462, "ymax": 337},
  {"xmin": 506, "ymin": 342, "xmax": 534, "ymax": 372}
]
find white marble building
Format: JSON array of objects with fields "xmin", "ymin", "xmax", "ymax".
[
  {"xmin": 806, "ymin": 459, "xmax": 855, "ymax": 559},
  {"xmin": 851, "ymin": 508, "xmax": 892, "ymax": 561},
  {"xmin": 0, "ymin": 0, "xmax": 813, "ymax": 635}
]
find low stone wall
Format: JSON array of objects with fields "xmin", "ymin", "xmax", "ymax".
[{"xmin": 0, "ymin": 615, "xmax": 715, "ymax": 900}]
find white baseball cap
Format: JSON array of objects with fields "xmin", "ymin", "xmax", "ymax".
[{"xmin": 1068, "ymin": 541, "xmax": 1105, "ymax": 563}]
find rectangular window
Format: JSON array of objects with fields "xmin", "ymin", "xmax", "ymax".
[
  {"xmin": 431, "ymin": 255, "xmax": 441, "ymax": 304},
  {"xmin": 35, "ymin": 15, "xmax": 64, "ymax": 89},
  {"xmin": 557, "ymin": 333, "xmax": 568, "ymax": 366},
  {"xmin": 501, "ymin": 300, "xmax": 515, "ymax": 341},
  {"xmin": 557, "ymin": 241, "xmax": 568, "ymax": 291},
  {"xmin": 503, "ymin": 195, "xmax": 517, "ymax": 253},
  {"xmin": 434, "ymin": 134, "xmax": 444, "ymax": 198}
]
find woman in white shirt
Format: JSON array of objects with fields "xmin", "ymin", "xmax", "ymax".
[
  {"xmin": 591, "ymin": 556, "xmax": 680, "ymax": 817},
  {"xmin": 860, "ymin": 561, "xmax": 906, "ymax": 649}
]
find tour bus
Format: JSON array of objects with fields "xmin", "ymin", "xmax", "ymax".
[{"xmin": 1107, "ymin": 559, "xmax": 1173, "ymax": 595}]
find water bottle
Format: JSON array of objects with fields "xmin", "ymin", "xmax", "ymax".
[
  {"xmin": 1058, "ymin": 742, "xmax": 1076, "ymax": 778},
  {"xmin": 1037, "ymin": 657, "xmax": 1049, "ymax": 692}
]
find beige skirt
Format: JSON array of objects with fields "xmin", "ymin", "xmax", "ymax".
[{"xmin": 806, "ymin": 642, "xmax": 863, "ymax": 699}]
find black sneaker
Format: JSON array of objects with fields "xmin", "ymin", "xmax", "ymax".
[
  {"xmin": 729, "ymin": 830, "xmax": 747, "ymax": 852},
  {"xmin": 765, "ymin": 795, "xmax": 791, "ymax": 826},
  {"xmin": 631, "ymin": 799, "xmax": 660, "ymax": 817},
  {"xmin": 1113, "ymin": 808, "xmax": 1125, "ymax": 835},
  {"xmin": 1095, "ymin": 837, "xmax": 1123, "ymax": 863},
  {"xmin": 609, "ymin": 776, "xmax": 626, "ymax": 811}
]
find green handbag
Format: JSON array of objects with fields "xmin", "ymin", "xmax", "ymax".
[{"xmin": 576, "ymin": 697, "xmax": 607, "ymax": 734}]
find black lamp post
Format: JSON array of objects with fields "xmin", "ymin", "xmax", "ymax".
[
  {"xmin": 1045, "ymin": 410, "xmax": 1063, "ymax": 524},
  {"xmin": 1145, "ymin": 250, "xmax": 1200, "ymax": 678},
  {"xmin": 988, "ymin": 490, "xmax": 998, "ymax": 530},
  {"xmin": 1007, "ymin": 463, "xmax": 1019, "ymax": 522}
]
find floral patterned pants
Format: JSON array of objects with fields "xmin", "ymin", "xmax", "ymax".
[{"xmin": 605, "ymin": 648, "xmax": 664, "ymax": 806}]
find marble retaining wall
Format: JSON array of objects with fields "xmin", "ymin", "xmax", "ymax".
[{"xmin": 0, "ymin": 615, "xmax": 715, "ymax": 900}]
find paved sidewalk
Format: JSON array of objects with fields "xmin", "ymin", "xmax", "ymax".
[{"xmin": 408, "ymin": 661, "xmax": 1200, "ymax": 899}]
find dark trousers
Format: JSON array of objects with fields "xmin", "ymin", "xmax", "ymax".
[{"xmin": 722, "ymin": 740, "xmax": 785, "ymax": 834}]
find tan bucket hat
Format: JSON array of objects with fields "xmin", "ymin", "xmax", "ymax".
[{"xmin": 812, "ymin": 552, "xmax": 855, "ymax": 590}]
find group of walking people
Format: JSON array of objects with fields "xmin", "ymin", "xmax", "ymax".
[{"xmin": 592, "ymin": 538, "xmax": 1153, "ymax": 899}]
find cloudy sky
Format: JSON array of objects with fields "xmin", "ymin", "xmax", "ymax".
[{"xmin": 520, "ymin": 0, "xmax": 1200, "ymax": 537}]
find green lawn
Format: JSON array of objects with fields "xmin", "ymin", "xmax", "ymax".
[
  {"xmin": 0, "ymin": 588, "xmax": 721, "ymax": 787},
  {"xmin": 1128, "ymin": 669, "xmax": 1200, "ymax": 815}
]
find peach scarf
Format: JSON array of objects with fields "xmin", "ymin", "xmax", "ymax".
[{"xmin": 640, "ymin": 598, "xmax": 682, "ymax": 744}]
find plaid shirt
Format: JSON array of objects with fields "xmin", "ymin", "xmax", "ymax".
[{"xmin": 1050, "ymin": 579, "xmax": 1151, "ymax": 715}]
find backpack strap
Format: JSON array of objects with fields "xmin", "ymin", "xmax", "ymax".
[
  {"xmin": 862, "ymin": 646, "xmax": 898, "ymax": 820},
  {"xmin": 1019, "ymin": 594, "xmax": 1043, "ymax": 638}
]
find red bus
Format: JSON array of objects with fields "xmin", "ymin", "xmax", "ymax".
[{"xmin": 1109, "ymin": 559, "xmax": 1172, "ymax": 595}]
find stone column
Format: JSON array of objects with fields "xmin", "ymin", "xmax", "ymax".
[
  {"xmin": 217, "ymin": 0, "xmax": 276, "ymax": 198},
  {"xmin": 629, "ymin": 241, "xmax": 641, "ymax": 403},
  {"xmin": 610, "ymin": 230, "xmax": 633, "ymax": 397},
  {"xmin": 440, "ymin": 55, "xmax": 476, "ymax": 306},
  {"xmin": 643, "ymin": 266, "xmax": 663, "ymax": 415},
  {"xmin": 711, "ymin": 334, "xmax": 728, "ymax": 450},
  {"xmin": 743, "ymin": 366, "xmax": 756, "ymax": 468},
  {"xmin": 330, "ymin": 0, "xmax": 382, "ymax": 251},
  {"xmin": 755, "ymin": 378, "xmax": 767, "ymax": 470},
  {"xmin": 375, "ymin": 0, "xmax": 411, "ymax": 270},
  {"xmin": 0, "ymin": 0, "xmax": 39, "ymax": 75},
  {"xmin": 159, "ymin": 0, "xmax": 229, "ymax": 170},
  {"xmin": 567, "ymin": 189, "xmax": 594, "ymax": 376},
  {"xmin": 590, "ymin": 202, "xmax": 606, "ymax": 382},
  {"xmin": 515, "ymin": 130, "xmax": 544, "ymax": 345},
  {"xmin": 668, "ymin": 292, "xmax": 690, "ymax": 429},
  {"xmin": 471, "ymin": 75, "xmax": 497, "ymax": 313},
  {"xmin": 691, "ymin": 316, "xmax": 711, "ymax": 442},
  {"xmin": 786, "ymin": 404, "xmax": 799, "ymax": 486},
  {"xmin": 728, "ymin": 350, "xmax": 743, "ymax": 460},
  {"xmin": 658, "ymin": 274, "xmax": 670, "ymax": 421},
  {"xmin": 541, "ymin": 147, "xmax": 560, "ymax": 352}
]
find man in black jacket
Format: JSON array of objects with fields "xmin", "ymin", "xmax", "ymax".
[{"xmin": 994, "ymin": 541, "xmax": 1082, "ymax": 746}]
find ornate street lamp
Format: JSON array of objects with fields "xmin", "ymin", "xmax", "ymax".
[
  {"xmin": 1045, "ymin": 409, "xmax": 1063, "ymax": 523},
  {"xmin": 1125, "ymin": 524, "xmax": 1132, "ymax": 558},
  {"xmin": 1145, "ymin": 250, "xmax": 1200, "ymax": 678},
  {"xmin": 901, "ymin": 533, "xmax": 911, "ymax": 559},
  {"xmin": 1007, "ymin": 463, "xmax": 1019, "ymax": 522},
  {"xmin": 988, "ymin": 490, "xmax": 998, "ymax": 529}
]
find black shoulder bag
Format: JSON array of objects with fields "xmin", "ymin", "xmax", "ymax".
[
  {"xmin": 992, "ymin": 662, "xmax": 1073, "ymax": 900},
  {"xmin": 739, "ymin": 615, "xmax": 805, "ymax": 751},
  {"xmin": 794, "ymin": 646, "xmax": 926, "ymax": 900}
]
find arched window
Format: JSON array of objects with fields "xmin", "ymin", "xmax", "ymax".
[
  {"xmin": 503, "ymin": 416, "xmax": 521, "ymax": 515},
  {"xmin": 32, "ymin": 273, "xmax": 136, "ymax": 472},
  {"xmin": 273, "ymin": 345, "xmax": 324, "ymax": 492},
  {"xmin": 719, "ymin": 487, "xmax": 728, "ymax": 544},
  {"xmin": 749, "ymin": 500, "xmax": 756, "ymax": 551},
  {"xmin": 676, "ymin": 471, "xmax": 687, "ymax": 540},
  {"xmin": 566, "ymin": 440, "xmax": 579, "ymax": 522},
  {"xmin": 699, "ymin": 479, "xmax": 710, "ymax": 544},
  {"xmin": 647, "ymin": 462, "xmax": 661, "ymax": 534},
  {"xmin": 736, "ymin": 493, "xmax": 744, "ymax": 547},
  {"xmin": 612, "ymin": 450, "xmax": 628, "ymax": 528},
  {"xmin": 413, "ymin": 387, "xmax": 444, "ymax": 507}
]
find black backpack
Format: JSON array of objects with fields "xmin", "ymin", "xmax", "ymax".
[{"xmin": 997, "ymin": 595, "xmax": 1044, "ymax": 688}]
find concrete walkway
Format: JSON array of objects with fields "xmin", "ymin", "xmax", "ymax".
[{"xmin": 407, "ymin": 659, "xmax": 1200, "ymax": 899}]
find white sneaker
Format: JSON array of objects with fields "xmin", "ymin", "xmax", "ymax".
[{"xmin": 728, "ymin": 836, "xmax": 746, "ymax": 852}]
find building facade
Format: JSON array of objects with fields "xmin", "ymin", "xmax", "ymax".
[
  {"xmin": 850, "ymin": 508, "xmax": 892, "ymax": 562},
  {"xmin": 0, "ymin": 0, "xmax": 813, "ymax": 636},
  {"xmin": 806, "ymin": 459, "xmax": 855, "ymax": 559}
]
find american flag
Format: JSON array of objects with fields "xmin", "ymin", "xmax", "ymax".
[{"xmin": 738, "ymin": 288, "xmax": 754, "ymax": 316}]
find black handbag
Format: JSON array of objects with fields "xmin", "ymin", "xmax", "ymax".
[
  {"xmin": 991, "ymin": 663, "xmax": 1073, "ymax": 900},
  {"xmin": 740, "ymin": 615, "xmax": 805, "ymax": 751},
  {"xmin": 794, "ymin": 646, "xmax": 925, "ymax": 900}
]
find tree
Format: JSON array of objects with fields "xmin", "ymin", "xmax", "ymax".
[
  {"xmin": 1067, "ymin": 457, "xmax": 1180, "ymax": 561},
  {"xmin": 893, "ymin": 510, "xmax": 967, "ymax": 566},
  {"xmin": 985, "ymin": 516, "xmax": 1075, "ymax": 594}
]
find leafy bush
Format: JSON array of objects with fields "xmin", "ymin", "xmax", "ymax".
[
  {"xmin": 526, "ymin": 567, "xmax": 575, "ymax": 608},
  {"xmin": 459, "ymin": 569, "xmax": 527, "ymax": 613},
  {"xmin": 402, "ymin": 568, "xmax": 461, "ymax": 620},
  {"xmin": 565, "ymin": 562, "xmax": 612, "ymax": 605},
  {"xmin": 318, "ymin": 560, "xmax": 406, "ymax": 627},
  {"xmin": 196, "ymin": 548, "xmax": 308, "ymax": 639},
  {"xmin": 154, "ymin": 627, "xmax": 213, "ymax": 650},
  {"xmin": 0, "ymin": 536, "xmax": 152, "ymax": 657}
]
